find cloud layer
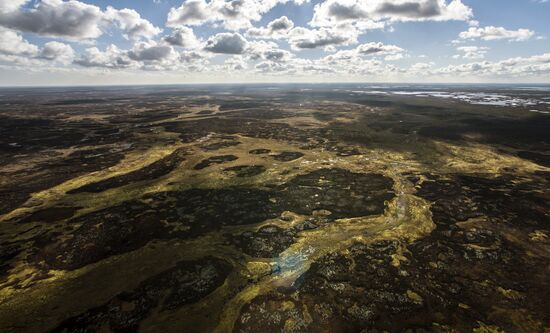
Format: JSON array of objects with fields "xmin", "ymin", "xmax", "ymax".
[
  {"xmin": 459, "ymin": 26, "xmax": 534, "ymax": 42},
  {"xmin": 0, "ymin": 0, "xmax": 161, "ymax": 41},
  {"xmin": 0, "ymin": 0, "xmax": 547, "ymax": 83}
]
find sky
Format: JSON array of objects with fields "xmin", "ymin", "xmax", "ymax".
[{"xmin": 0, "ymin": 0, "xmax": 549, "ymax": 86}]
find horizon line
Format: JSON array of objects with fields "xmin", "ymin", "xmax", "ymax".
[{"xmin": 2, "ymin": 81, "xmax": 550, "ymax": 89}]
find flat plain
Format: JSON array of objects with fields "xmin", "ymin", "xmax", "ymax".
[{"xmin": 0, "ymin": 84, "xmax": 548, "ymax": 333}]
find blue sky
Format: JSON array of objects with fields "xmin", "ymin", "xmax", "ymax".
[{"xmin": 0, "ymin": 0, "xmax": 548, "ymax": 85}]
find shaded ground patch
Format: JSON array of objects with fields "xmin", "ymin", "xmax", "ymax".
[
  {"xmin": 161, "ymin": 118, "xmax": 317, "ymax": 145},
  {"xmin": 0, "ymin": 147, "xmax": 125, "ymax": 215},
  {"xmin": 36, "ymin": 187, "xmax": 279, "ymax": 270},
  {"xmin": 18, "ymin": 206, "xmax": 79, "ymax": 224},
  {"xmin": 418, "ymin": 115, "xmax": 550, "ymax": 149},
  {"xmin": 200, "ymin": 140, "xmax": 241, "ymax": 151},
  {"xmin": 223, "ymin": 165, "xmax": 266, "ymax": 177},
  {"xmin": 0, "ymin": 116, "xmax": 129, "ymax": 154},
  {"xmin": 517, "ymin": 150, "xmax": 550, "ymax": 167},
  {"xmin": 68, "ymin": 148, "xmax": 188, "ymax": 194},
  {"xmin": 277, "ymin": 168, "xmax": 395, "ymax": 219},
  {"xmin": 193, "ymin": 155, "xmax": 238, "ymax": 170},
  {"xmin": 232, "ymin": 225, "xmax": 296, "ymax": 258},
  {"xmin": 37, "ymin": 201, "xmax": 167, "ymax": 270},
  {"xmin": 197, "ymin": 110, "xmax": 214, "ymax": 115},
  {"xmin": 249, "ymin": 149, "xmax": 271, "ymax": 155},
  {"xmin": 32, "ymin": 169, "xmax": 394, "ymax": 271},
  {"xmin": 52, "ymin": 257, "xmax": 231, "ymax": 333},
  {"xmin": 415, "ymin": 173, "xmax": 549, "ymax": 229},
  {"xmin": 271, "ymin": 151, "xmax": 304, "ymax": 162}
]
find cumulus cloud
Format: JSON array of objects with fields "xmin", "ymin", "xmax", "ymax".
[
  {"xmin": 318, "ymin": 52, "xmax": 395, "ymax": 76},
  {"xmin": 204, "ymin": 32, "xmax": 247, "ymax": 54},
  {"xmin": 246, "ymin": 40, "xmax": 293, "ymax": 62},
  {"xmin": 167, "ymin": 0, "xmax": 306, "ymax": 31},
  {"xmin": 39, "ymin": 41, "xmax": 75, "ymax": 63},
  {"xmin": 356, "ymin": 42, "xmax": 403, "ymax": 55},
  {"xmin": 410, "ymin": 62, "xmax": 433, "ymax": 71},
  {"xmin": 0, "ymin": 0, "xmax": 28, "ymax": 14},
  {"xmin": 179, "ymin": 50, "xmax": 210, "ymax": 71},
  {"xmin": 377, "ymin": 1, "xmax": 442, "ymax": 18},
  {"xmin": 0, "ymin": 27, "xmax": 74, "ymax": 64},
  {"xmin": 246, "ymin": 16, "xmax": 294, "ymax": 39},
  {"xmin": 311, "ymin": 0, "xmax": 472, "ymax": 29},
  {"xmin": 128, "ymin": 44, "xmax": 175, "ymax": 62},
  {"xmin": 288, "ymin": 26, "xmax": 358, "ymax": 50},
  {"xmin": 316, "ymin": 51, "xmax": 550, "ymax": 79},
  {"xmin": 309, "ymin": 41, "xmax": 407, "ymax": 77},
  {"xmin": 0, "ymin": 27, "xmax": 38, "ymax": 56},
  {"xmin": 320, "ymin": 42, "xmax": 404, "ymax": 65},
  {"xmin": 74, "ymin": 44, "xmax": 134, "ymax": 68},
  {"xmin": 74, "ymin": 41, "xmax": 180, "ymax": 70},
  {"xmin": 527, "ymin": 53, "xmax": 550, "ymax": 63},
  {"xmin": 164, "ymin": 27, "xmax": 200, "ymax": 48},
  {"xmin": 180, "ymin": 50, "xmax": 207, "ymax": 63},
  {"xmin": 454, "ymin": 46, "xmax": 488, "ymax": 59},
  {"xmin": 459, "ymin": 26, "xmax": 535, "ymax": 41},
  {"xmin": 167, "ymin": 0, "xmax": 210, "ymax": 27},
  {"xmin": 251, "ymin": 56, "xmax": 320, "ymax": 75},
  {"xmin": 430, "ymin": 53, "xmax": 550, "ymax": 78},
  {"xmin": 0, "ymin": 0, "xmax": 160, "ymax": 41},
  {"xmin": 255, "ymin": 60, "xmax": 293, "ymax": 74},
  {"xmin": 105, "ymin": 7, "xmax": 161, "ymax": 40},
  {"xmin": 0, "ymin": 0, "xmax": 105, "ymax": 40},
  {"xmin": 268, "ymin": 16, "xmax": 294, "ymax": 31},
  {"xmin": 223, "ymin": 55, "xmax": 247, "ymax": 71}
]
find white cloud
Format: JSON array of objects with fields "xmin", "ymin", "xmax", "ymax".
[
  {"xmin": 74, "ymin": 41, "xmax": 199, "ymax": 71},
  {"xmin": 105, "ymin": 7, "xmax": 161, "ymax": 40},
  {"xmin": 410, "ymin": 62, "xmax": 433, "ymax": 71},
  {"xmin": 384, "ymin": 53, "xmax": 403, "ymax": 61},
  {"xmin": 288, "ymin": 25, "xmax": 359, "ymax": 50},
  {"xmin": 0, "ymin": 0, "xmax": 160, "ymax": 42},
  {"xmin": 74, "ymin": 44, "xmax": 135, "ymax": 69},
  {"xmin": 432, "ymin": 53, "xmax": 550, "ymax": 78},
  {"xmin": 223, "ymin": 55, "xmax": 247, "ymax": 71},
  {"xmin": 164, "ymin": 27, "xmax": 200, "ymax": 48},
  {"xmin": 0, "ymin": 27, "xmax": 38, "ymax": 56},
  {"xmin": 459, "ymin": 26, "xmax": 534, "ymax": 41},
  {"xmin": 0, "ymin": 0, "xmax": 105, "ymax": 40},
  {"xmin": 180, "ymin": 50, "xmax": 208, "ymax": 63},
  {"xmin": 528, "ymin": 53, "xmax": 550, "ymax": 63},
  {"xmin": 39, "ymin": 41, "xmax": 75, "ymax": 63},
  {"xmin": 255, "ymin": 60, "xmax": 293, "ymax": 74},
  {"xmin": 455, "ymin": 45, "xmax": 489, "ymax": 59},
  {"xmin": 356, "ymin": 42, "xmax": 403, "ymax": 55},
  {"xmin": 167, "ymin": 0, "xmax": 307, "ymax": 31},
  {"xmin": 246, "ymin": 16, "xmax": 294, "ymax": 39},
  {"xmin": 0, "ymin": 27, "xmax": 75, "ymax": 65},
  {"xmin": 311, "ymin": 42, "xmax": 406, "ymax": 76},
  {"xmin": 0, "ymin": 0, "xmax": 28, "ymax": 14},
  {"xmin": 311, "ymin": 0, "xmax": 472, "ymax": 29},
  {"xmin": 128, "ymin": 43, "xmax": 176, "ymax": 62},
  {"xmin": 204, "ymin": 32, "xmax": 248, "ymax": 54},
  {"xmin": 320, "ymin": 42, "xmax": 404, "ymax": 65},
  {"xmin": 167, "ymin": 0, "xmax": 210, "ymax": 27},
  {"xmin": 247, "ymin": 40, "xmax": 293, "ymax": 62}
]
